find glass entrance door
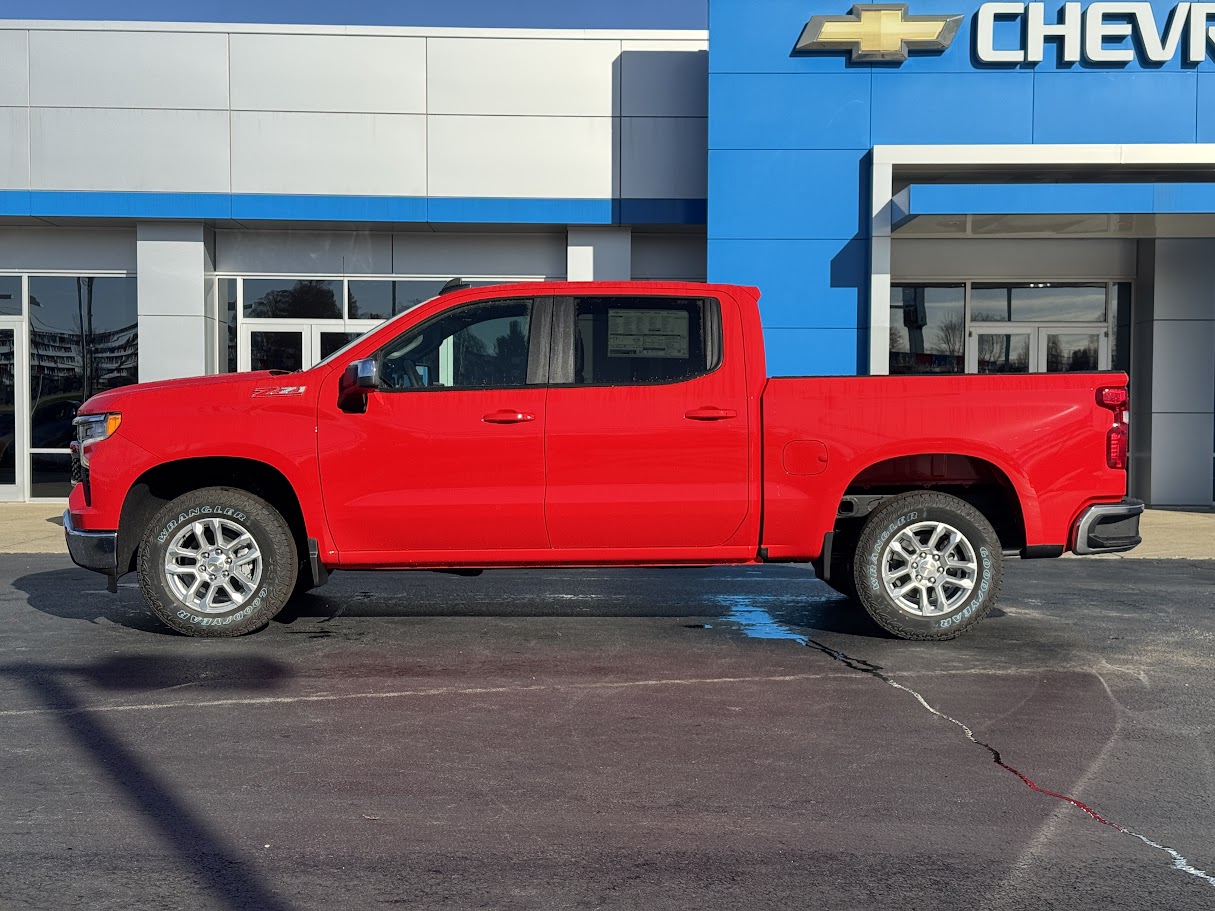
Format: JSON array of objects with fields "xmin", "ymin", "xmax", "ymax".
[
  {"xmin": 966, "ymin": 326, "xmax": 1110, "ymax": 374},
  {"xmin": 0, "ymin": 323, "xmax": 24, "ymax": 501},
  {"xmin": 240, "ymin": 323, "xmax": 376, "ymax": 373}
]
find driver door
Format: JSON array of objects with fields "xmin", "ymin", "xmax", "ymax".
[{"xmin": 317, "ymin": 296, "xmax": 551, "ymax": 560}]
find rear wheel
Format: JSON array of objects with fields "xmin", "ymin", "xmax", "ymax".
[
  {"xmin": 137, "ymin": 487, "xmax": 298, "ymax": 637},
  {"xmin": 853, "ymin": 491, "xmax": 1002, "ymax": 640}
]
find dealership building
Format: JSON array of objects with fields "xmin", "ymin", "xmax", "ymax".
[{"xmin": 0, "ymin": 0, "xmax": 1213, "ymax": 506}]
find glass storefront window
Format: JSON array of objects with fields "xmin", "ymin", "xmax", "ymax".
[
  {"xmin": 889, "ymin": 285, "xmax": 965, "ymax": 374},
  {"xmin": 220, "ymin": 278, "xmax": 238, "ymax": 373},
  {"xmin": 971, "ymin": 283, "xmax": 1106, "ymax": 323},
  {"xmin": 976, "ymin": 333, "xmax": 1031, "ymax": 373},
  {"xmin": 28, "ymin": 275, "xmax": 137, "ymax": 497},
  {"xmin": 347, "ymin": 279, "xmax": 446, "ymax": 320},
  {"xmin": 0, "ymin": 328, "xmax": 14, "ymax": 486},
  {"xmin": 0, "ymin": 276, "xmax": 20, "ymax": 316},
  {"xmin": 249, "ymin": 331, "xmax": 304, "ymax": 373},
  {"xmin": 243, "ymin": 279, "xmax": 342, "ymax": 320},
  {"xmin": 1044, "ymin": 333, "xmax": 1101, "ymax": 372}
]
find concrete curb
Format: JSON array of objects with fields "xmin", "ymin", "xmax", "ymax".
[{"xmin": 3, "ymin": 502, "xmax": 1210, "ymax": 559}]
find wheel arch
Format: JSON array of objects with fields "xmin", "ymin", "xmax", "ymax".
[
  {"xmin": 835, "ymin": 451, "xmax": 1033, "ymax": 553},
  {"xmin": 117, "ymin": 456, "xmax": 309, "ymax": 578}
]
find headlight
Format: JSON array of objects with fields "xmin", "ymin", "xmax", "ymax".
[{"xmin": 73, "ymin": 413, "xmax": 122, "ymax": 466}]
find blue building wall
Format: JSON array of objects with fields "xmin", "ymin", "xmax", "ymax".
[{"xmin": 707, "ymin": 0, "xmax": 1215, "ymax": 375}]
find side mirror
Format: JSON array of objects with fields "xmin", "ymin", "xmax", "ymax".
[
  {"xmin": 338, "ymin": 358, "xmax": 379, "ymax": 413},
  {"xmin": 353, "ymin": 358, "xmax": 379, "ymax": 389}
]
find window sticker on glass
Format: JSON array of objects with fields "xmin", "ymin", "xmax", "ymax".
[{"xmin": 607, "ymin": 309, "xmax": 689, "ymax": 359}]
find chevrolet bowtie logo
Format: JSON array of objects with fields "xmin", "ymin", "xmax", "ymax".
[{"xmin": 795, "ymin": 4, "xmax": 963, "ymax": 63}]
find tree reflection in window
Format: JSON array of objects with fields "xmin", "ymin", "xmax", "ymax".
[
  {"xmin": 378, "ymin": 300, "xmax": 532, "ymax": 390},
  {"xmin": 243, "ymin": 280, "xmax": 342, "ymax": 320}
]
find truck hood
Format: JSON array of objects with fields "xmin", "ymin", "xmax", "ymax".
[{"xmin": 79, "ymin": 371, "xmax": 293, "ymax": 414}]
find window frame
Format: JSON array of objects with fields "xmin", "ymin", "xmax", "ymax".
[
  {"xmin": 369, "ymin": 295, "xmax": 551, "ymax": 393},
  {"xmin": 549, "ymin": 295, "xmax": 723, "ymax": 387}
]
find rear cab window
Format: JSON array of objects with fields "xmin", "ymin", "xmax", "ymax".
[{"xmin": 562, "ymin": 296, "xmax": 722, "ymax": 386}]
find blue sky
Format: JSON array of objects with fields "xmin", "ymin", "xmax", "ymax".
[{"xmin": 1, "ymin": 1, "xmax": 708, "ymax": 29}]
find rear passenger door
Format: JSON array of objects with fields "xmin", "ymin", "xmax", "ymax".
[{"xmin": 543, "ymin": 294, "xmax": 751, "ymax": 550}]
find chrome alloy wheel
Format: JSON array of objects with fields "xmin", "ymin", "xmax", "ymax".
[
  {"xmin": 163, "ymin": 517, "xmax": 263, "ymax": 614},
  {"xmin": 880, "ymin": 520, "xmax": 978, "ymax": 617}
]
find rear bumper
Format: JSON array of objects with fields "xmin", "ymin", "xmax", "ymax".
[
  {"xmin": 63, "ymin": 510, "xmax": 117, "ymax": 576},
  {"xmin": 1072, "ymin": 498, "xmax": 1144, "ymax": 555}
]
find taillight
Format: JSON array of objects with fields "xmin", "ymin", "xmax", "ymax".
[
  {"xmin": 1096, "ymin": 386, "xmax": 1128, "ymax": 410},
  {"xmin": 1097, "ymin": 386, "xmax": 1129, "ymax": 469},
  {"xmin": 1107, "ymin": 424, "xmax": 1128, "ymax": 470}
]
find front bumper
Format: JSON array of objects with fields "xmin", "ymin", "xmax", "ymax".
[
  {"xmin": 63, "ymin": 510, "xmax": 117, "ymax": 576},
  {"xmin": 1072, "ymin": 498, "xmax": 1144, "ymax": 555}
]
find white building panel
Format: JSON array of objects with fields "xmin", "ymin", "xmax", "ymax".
[
  {"xmin": 0, "ymin": 108, "xmax": 29, "ymax": 190},
  {"xmin": 620, "ymin": 117, "xmax": 707, "ymax": 199},
  {"xmin": 28, "ymin": 30, "xmax": 229, "ymax": 110},
  {"xmin": 1149, "ymin": 413, "xmax": 1215, "ymax": 505},
  {"xmin": 0, "ymin": 227, "xmax": 135, "ymax": 272},
  {"xmin": 1151, "ymin": 239, "xmax": 1215, "ymax": 320},
  {"xmin": 31, "ymin": 108, "xmax": 230, "ymax": 193},
  {"xmin": 428, "ymin": 115, "xmax": 613, "ymax": 198},
  {"xmin": 1150, "ymin": 319, "xmax": 1215, "ymax": 415},
  {"xmin": 136, "ymin": 222, "xmax": 210, "ymax": 319},
  {"xmin": 230, "ymin": 34, "xmax": 426, "ymax": 114},
  {"xmin": 140, "ymin": 315, "xmax": 210, "ymax": 381},
  {"xmin": 391, "ymin": 232, "xmax": 566, "ymax": 278},
  {"xmin": 230, "ymin": 111, "xmax": 426, "ymax": 197},
  {"xmin": 0, "ymin": 29, "xmax": 28, "ymax": 107},
  {"xmin": 215, "ymin": 229, "xmax": 394, "ymax": 275},
  {"xmin": 426, "ymin": 37, "xmax": 619, "ymax": 117},
  {"xmin": 619, "ymin": 41, "xmax": 707, "ymax": 117}
]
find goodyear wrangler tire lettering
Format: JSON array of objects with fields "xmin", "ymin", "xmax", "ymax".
[
  {"xmin": 850, "ymin": 491, "xmax": 1004, "ymax": 641},
  {"xmin": 137, "ymin": 486, "xmax": 297, "ymax": 638}
]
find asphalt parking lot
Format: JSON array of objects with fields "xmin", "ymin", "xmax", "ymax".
[{"xmin": 2, "ymin": 554, "xmax": 1213, "ymax": 910}]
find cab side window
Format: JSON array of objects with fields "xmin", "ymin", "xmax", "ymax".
[
  {"xmin": 377, "ymin": 299, "xmax": 532, "ymax": 390},
  {"xmin": 570, "ymin": 296, "xmax": 719, "ymax": 385}
]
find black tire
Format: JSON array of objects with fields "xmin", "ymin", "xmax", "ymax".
[
  {"xmin": 137, "ymin": 487, "xmax": 298, "ymax": 637},
  {"xmin": 853, "ymin": 491, "xmax": 1003, "ymax": 641}
]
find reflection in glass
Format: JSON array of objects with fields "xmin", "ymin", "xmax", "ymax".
[
  {"xmin": 379, "ymin": 300, "xmax": 531, "ymax": 389},
  {"xmin": 28, "ymin": 276, "xmax": 138, "ymax": 495},
  {"xmin": 1044, "ymin": 334, "xmax": 1101, "ymax": 372},
  {"xmin": 319, "ymin": 331, "xmax": 363, "ymax": 361},
  {"xmin": 347, "ymin": 280, "xmax": 445, "ymax": 320},
  {"xmin": 971, "ymin": 283, "xmax": 1106, "ymax": 323},
  {"xmin": 250, "ymin": 331, "xmax": 303, "ymax": 372},
  {"xmin": 976, "ymin": 333, "xmax": 1031, "ymax": 373},
  {"xmin": 889, "ymin": 285, "xmax": 965, "ymax": 374},
  {"xmin": 244, "ymin": 279, "xmax": 342, "ymax": 320},
  {"xmin": 0, "ymin": 329, "xmax": 15, "ymax": 485},
  {"xmin": 0, "ymin": 275, "xmax": 20, "ymax": 316},
  {"xmin": 220, "ymin": 278, "xmax": 238, "ymax": 373},
  {"xmin": 30, "ymin": 451, "xmax": 72, "ymax": 498}
]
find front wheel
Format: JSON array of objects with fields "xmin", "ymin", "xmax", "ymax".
[
  {"xmin": 853, "ymin": 492, "xmax": 1003, "ymax": 640},
  {"xmin": 137, "ymin": 487, "xmax": 298, "ymax": 637}
]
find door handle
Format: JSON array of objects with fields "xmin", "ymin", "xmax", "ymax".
[
  {"xmin": 684, "ymin": 406, "xmax": 738, "ymax": 421},
  {"xmin": 482, "ymin": 409, "xmax": 536, "ymax": 424}
]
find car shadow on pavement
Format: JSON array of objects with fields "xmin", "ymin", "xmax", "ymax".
[
  {"xmin": 14, "ymin": 566, "xmax": 173, "ymax": 634},
  {"xmin": 15, "ymin": 564, "xmax": 911, "ymax": 640}
]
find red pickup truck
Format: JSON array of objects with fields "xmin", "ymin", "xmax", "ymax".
[{"xmin": 64, "ymin": 280, "xmax": 1141, "ymax": 640}]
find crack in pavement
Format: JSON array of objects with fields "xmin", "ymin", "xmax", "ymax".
[{"xmin": 716, "ymin": 597, "xmax": 1215, "ymax": 891}]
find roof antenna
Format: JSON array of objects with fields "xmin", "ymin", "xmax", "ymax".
[{"xmin": 439, "ymin": 277, "xmax": 471, "ymax": 295}]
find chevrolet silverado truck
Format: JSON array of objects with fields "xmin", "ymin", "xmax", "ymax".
[{"xmin": 64, "ymin": 280, "xmax": 1142, "ymax": 640}]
